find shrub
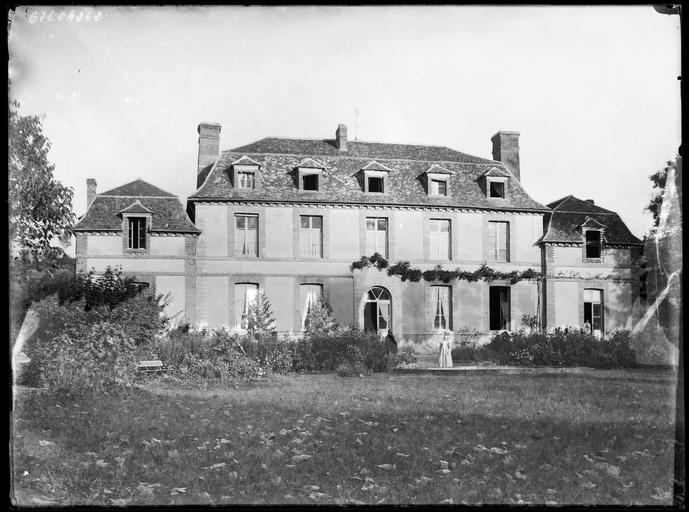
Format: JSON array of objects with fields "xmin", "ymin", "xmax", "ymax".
[
  {"xmin": 150, "ymin": 328, "xmax": 265, "ymax": 382},
  {"xmin": 484, "ymin": 328, "xmax": 637, "ymax": 368},
  {"xmin": 303, "ymin": 328, "xmax": 390, "ymax": 372},
  {"xmin": 39, "ymin": 322, "xmax": 138, "ymax": 394},
  {"xmin": 108, "ymin": 290, "xmax": 171, "ymax": 345},
  {"xmin": 336, "ymin": 361, "xmax": 368, "ymax": 377},
  {"xmin": 239, "ymin": 333, "xmax": 296, "ymax": 374},
  {"xmin": 392, "ymin": 346, "xmax": 417, "ymax": 366},
  {"xmin": 521, "ymin": 313, "xmax": 542, "ymax": 332},
  {"xmin": 451, "ymin": 345, "xmax": 477, "ymax": 363}
]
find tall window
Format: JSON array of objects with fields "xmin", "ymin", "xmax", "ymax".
[
  {"xmin": 238, "ymin": 172, "xmax": 255, "ymax": 189},
  {"xmin": 585, "ymin": 230, "xmax": 602, "ymax": 259},
  {"xmin": 429, "ymin": 219, "xmax": 451, "ymax": 260},
  {"xmin": 488, "ymin": 221, "xmax": 510, "ymax": 262},
  {"xmin": 430, "ymin": 179, "xmax": 447, "ymax": 196},
  {"xmin": 235, "ymin": 214, "xmax": 258, "ymax": 256},
  {"xmin": 584, "ymin": 289, "xmax": 603, "ymax": 333},
  {"xmin": 300, "ymin": 284, "xmax": 323, "ymax": 330},
  {"xmin": 432, "ymin": 286, "xmax": 452, "ymax": 330},
  {"xmin": 364, "ymin": 287, "xmax": 391, "ymax": 335},
  {"xmin": 366, "ymin": 218, "xmax": 388, "ymax": 257},
  {"xmin": 300, "ymin": 216, "xmax": 323, "ymax": 257},
  {"xmin": 128, "ymin": 217, "xmax": 146, "ymax": 250},
  {"xmin": 235, "ymin": 283, "xmax": 258, "ymax": 330},
  {"xmin": 489, "ymin": 286, "xmax": 511, "ymax": 330}
]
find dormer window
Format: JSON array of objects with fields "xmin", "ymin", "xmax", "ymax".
[
  {"xmin": 368, "ymin": 175, "xmax": 385, "ymax": 193},
  {"xmin": 430, "ymin": 179, "xmax": 447, "ymax": 196},
  {"xmin": 487, "ymin": 177, "xmax": 507, "ymax": 198},
  {"xmin": 424, "ymin": 165, "xmax": 452, "ymax": 197},
  {"xmin": 361, "ymin": 161, "xmax": 391, "ymax": 194},
  {"xmin": 231, "ymin": 156, "xmax": 261, "ymax": 191},
  {"xmin": 585, "ymin": 230, "xmax": 602, "ymax": 259},
  {"xmin": 296, "ymin": 158, "xmax": 325, "ymax": 192},
  {"xmin": 128, "ymin": 217, "xmax": 147, "ymax": 250},
  {"xmin": 238, "ymin": 171, "xmax": 255, "ymax": 189}
]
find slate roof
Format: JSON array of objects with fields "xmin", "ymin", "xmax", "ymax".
[
  {"xmin": 75, "ymin": 179, "xmax": 200, "ymax": 233},
  {"xmin": 541, "ymin": 195, "xmax": 642, "ymax": 245},
  {"xmin": 190, "ymin": 137, "xmax": 548, "ymax": 212}
]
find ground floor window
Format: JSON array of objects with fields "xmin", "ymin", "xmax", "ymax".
[
  {"xmin": 489, "ymin": 286, "xmax": 511, "ymax": 330},
  {"xmin": 431, "ymin": 285, "xmax": 452, "ymax": 330},
  {"xmin": 583, "ymin": 288, "xmax": 603, "ymax": 333},
  {"xmin": 364, "ymin": 286, "xmax": 391, "ymax": 335},
  {"xmin": 300, "ymin": 284, "xmax": 323, "ymax": 330},
  {"xmin": 235, "ymin": 283, "xmax": 258, "ymax": 330}
]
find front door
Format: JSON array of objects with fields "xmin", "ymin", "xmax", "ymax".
[{"xmin": 364, "ymin": 287, "xmax": 391, "ymax": 337}]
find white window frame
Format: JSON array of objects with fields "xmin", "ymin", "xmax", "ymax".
[
  {"xmin": 299, "ymin": 215, "xmax": 323, "ymax": 258},
  {"xmin": 487, "ymin": 177, "xmax": 508, "ymax": 199},
  {"xmin": 429, "ymin": 219, "xmax": 451, "ymax": 260},
  {"xmin": 365, "ymin": 217, "xmax": 388, "ymax": 257},
  {"xmin": 427, "ymin": 173, "xmax": 450, "ymax": 196},
  {"xmin": 300, "ymin": 284, "xmax": 323, "ymax": 331},
  {"xmin": 234, "ymin": 283, "xmax": 259, "ymax": 330},
  {"xmin": 488, "ymin": 221, "xmax": 510, "ymax": 262},
  {"xmin": 234, "ymin": 213, "xmax": 259, "ymax": 257},
  {"xmin": 431, "ymin": 285, "xmax": 452, "ymax": 331},
  {"xmin": 364, "ymin": 170, "xmax": 388, "ymax": 194},
  {"xmin": 233, "ymin": 163, "xmax": 259, "ymax": 190}
]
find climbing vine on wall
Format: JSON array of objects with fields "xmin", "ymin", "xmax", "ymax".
[{"xmin": 350, "ymin": 253, "xmax": 542, "ymax": 284}]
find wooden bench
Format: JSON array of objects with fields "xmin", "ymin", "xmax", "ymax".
[{"xmin": 136, "ymin": 360, "xmax": 166, "ymax": 373}]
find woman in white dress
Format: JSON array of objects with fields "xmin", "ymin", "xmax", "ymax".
[{"xmin": 439, "ymin": 334, "xmax": 453, "ymax": 368}]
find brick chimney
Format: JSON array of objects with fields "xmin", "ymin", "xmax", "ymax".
[
  {"xmin": 491, "ymin": 131, "xmax": 520, "ymax": 181},
  {"xmin": 86, "ymin": 178, "xmax": 97, "ymax": 208},
  {"xmin": 198, "ymin": 123, "xmax": 222, "ymax": 176},
  {"xmin": 336, "ymin": 123, "xmax": 348, "ymax": 152}
]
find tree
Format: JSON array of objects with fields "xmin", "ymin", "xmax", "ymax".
[
  {"xmin": 247, "ymin": 291, "xmax": 277, "ymax": 337},
  {"xmin": 304, "ymin": 296, "xmax": 339, "ymax": 336},
  {"xmin": 9, "ymin": 101, "xmax": 75, "ymax": 267}
]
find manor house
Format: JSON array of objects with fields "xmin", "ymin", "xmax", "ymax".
[{"xmin": 74, "ymin": 123, "xmax": 643, "ymax": 344}]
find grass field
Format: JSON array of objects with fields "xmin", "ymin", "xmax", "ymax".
[{"xmin": 11, "ymin": 369, "xmax": 680, "ymax": 506}]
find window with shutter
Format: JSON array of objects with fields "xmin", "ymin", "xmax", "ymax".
[
  {"xmin": 365, "ymin": 218, "xmax": 387, "ymax": 257},
  {"xmin": 299, "ymin": 216, "xmax": 323, "ymax": 257},
  {"xmin": 488, "ymin": 221, "xmax": 509, "ymax": 262},
  {"xmin": 429, "ymin": 219, "xmax": 451, "ymax": 260},
  {"xmin": 235, "ymin": 214, "xmax": 258, "ymax": 256}
]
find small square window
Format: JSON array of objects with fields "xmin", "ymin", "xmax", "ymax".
[
  {"xmin": 302, "ymin": 173, "xmax": 319, "ymax": 191},
  {"xmin": 489, "ymin": 181, "xmax": 505, "ymax": 198},
  {"xmin": 430, "ymin": 179, "xmax": 447, "ymax": 196},
  {"xmin": 368, "ymin": 176, "xmax": 385, "ymax": 193},
  {"xmin": 237, "ymin": 172, "xmax": 255, "ymax": 189}
]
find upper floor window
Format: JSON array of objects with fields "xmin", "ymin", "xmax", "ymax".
[
  {"xmin": 488, "ymin": 221, "xmax": 510, "ymax": 262},
  {"xmin": 300, "ymin": 216, "xmax": 323, "ymax": 258},
  {"xmin": 585, "ymin": 230, "xmax": 602, "ymax": 259},
  {"xmin": 429, "ymin": 219, "xmax": 451, "ymax": 260},
  {"xmin": 366, "ymin": 217, "xmax": 388, "ymax": 257},
  {"xmin": 238, "ymin": 171, "xmax": 255, "ymax": 189},
  {"xmin": 430, "ymin": 179, "xmax": 447, "ymax": 196},
  {"xmin": 235, "ymin": 214, "xmax": 258, "ymax": 256},
  {"xmin": 128, "ymin": 217, "xmax": 147, "ymax": 250},
  {"xmin": 431, "ymin": 285, "xmax": 452, "ymax": 330}
]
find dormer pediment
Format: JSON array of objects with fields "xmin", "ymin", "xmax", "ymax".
[
  {"xmin": 478, "ymin": 166, "xmax": 511, "ymax": 180},
  {"xmin": 361, "ymin": 160, "xmax": 392, "ymax": 172},
  {"xmin": 580, "ymin": 216, "xmax": 606, "ymax": 230},
  {"xmin": 231, "ymin": 155, "xmax": 261, "ymax": 168},
  {"xmin": 118, "ymin": 199, "xmax": 153, "ymax": 216},
  {"xmin": 296, "ymin": 157, "xmax": 325, "ymax": 170},
  {"xmin": 425, "ymin": 164, "xmax": 453, "ymax": 176}
]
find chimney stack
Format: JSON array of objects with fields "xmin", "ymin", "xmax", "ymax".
[
  {"xmin": 336, "ymin": 123, "xmax": 348, "ymax": 152},
  {"xmin": 491, "ymin": 131, "xmax": 520, "ymax": 181},
  {"xmin": 86, "ymin": 178, "xmax": 97, "ymax": 208},
  {"xmin": 198, "ymin": 123, "xmax": 222, "ymax": 176}
]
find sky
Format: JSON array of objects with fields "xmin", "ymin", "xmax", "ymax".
[{"xmin": 8, "ymin": 6, "xmax": 681, "ymax": 256}]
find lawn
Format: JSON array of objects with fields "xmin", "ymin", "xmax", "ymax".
[{"xmin": 11, "ymin": 369, "xmax": 680, "ymax": 506}]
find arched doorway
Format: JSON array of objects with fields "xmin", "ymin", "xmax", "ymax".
[{"xmin": 364, "ymin": 286, "xmax": 391, "ymax": 337}]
